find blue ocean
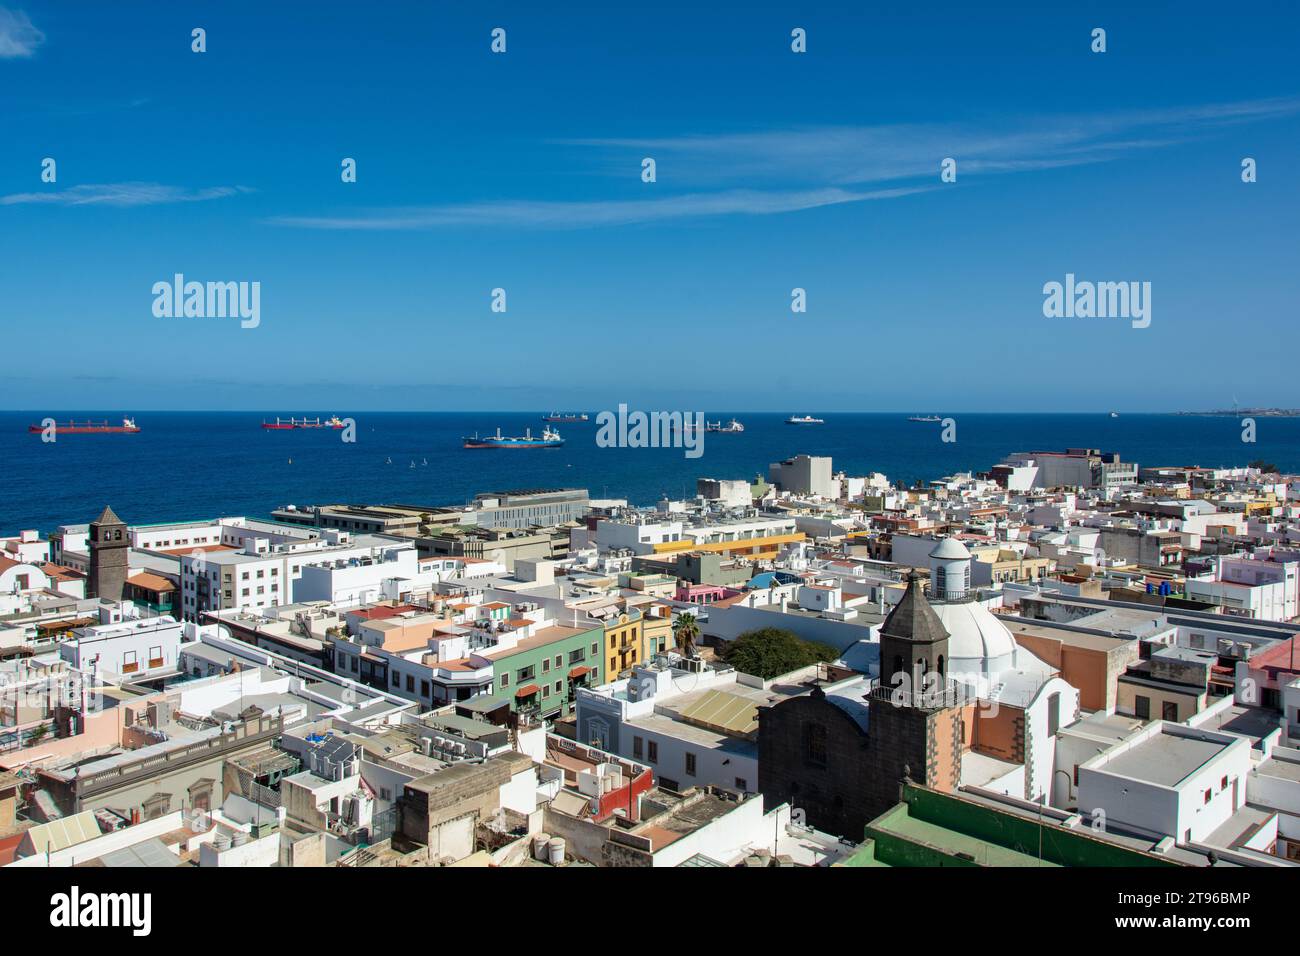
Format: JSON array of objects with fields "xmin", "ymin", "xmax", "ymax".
[{"xmin": 1, "ymin": 411, "xmax": 1296, "ymax": 535}]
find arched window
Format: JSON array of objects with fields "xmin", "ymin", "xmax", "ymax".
[
  {"xmin": 803, "ymin": 722, "xmax": 828, "ymax": 768},
  {"xmin": 937, "ymin": 655, "xmax": 945, "ymax": 677}
]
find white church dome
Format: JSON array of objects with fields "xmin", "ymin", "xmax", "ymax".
[
  {"xmin": 928, "ymin": 537, "xmax": 972, "ymax": 560},
  {"xmin": 931, "ymin": 600, "xmax": 1017, "ymax": 671}
]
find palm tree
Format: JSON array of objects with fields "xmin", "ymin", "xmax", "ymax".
[{"xmin": 673, "ymin": 613, "xmax": 700, "ymax": 659}]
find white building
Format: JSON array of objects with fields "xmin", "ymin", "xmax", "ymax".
[
  {"xmin": 179, "ymin": 533, "xmax": 419, "ymax": 620},
  {"xmin": 594, "ymin": 513, "xmax": 797, "ymax": 556},
  {"xmin": 997, "ymin": 449, "xmax": 1137, "ymax": 490},
  {"xmin": 768, "ymin": 455, "xmax": 835, "ymax": 498},
  {"xmin": 1182, "ymin": 553, "xmax": 1300, "ymax": 622},
  {"xmin": 1077, "ymin": 721, "xmax": 1254, "ymax": 845},
  {"xmin": 576, "ymin": 659, "xmax": 828, "ymax": 795},
  {"xmin": 696, "ymin": 478, "xmax": 752, "ymax": 509},
  {"xmin": 1, "ymin": 530, "xmax": 50, "ymax": 565},
  {"xmin": 0, "ymin": 557, "xmax": 52, "ymax": 611},
  {"xmin": 59, "ymin": 603, "xmax": 185, "ymax": 682}
]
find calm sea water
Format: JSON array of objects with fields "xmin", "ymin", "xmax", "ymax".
[{"xmin": 1, "ymin": 411, "xmax": 1297, "ymax": 535}]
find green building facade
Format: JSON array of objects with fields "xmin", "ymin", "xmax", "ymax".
[{"xmin": 489, "ymin": 623, "xmax": 605, "ymax": 720}]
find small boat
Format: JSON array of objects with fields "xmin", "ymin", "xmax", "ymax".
[
  {"xmin": 28, "ymin": 417, "xmax": 140, "ymax": 434},
  {"xmin": 1110, "ymin": 411, "xmax": 1120, "ymax": 418},
  {"xmin": 463, "ymin": 427, "xmax": 564, "ymax": 449},
  {"xmin": 908, "ymin": 415, "xmax": 943, "ymax": 422},
  {"xmin": 785, "ymin": 414, "xmax": 824, "ymax": 425},
  {"xmin": 542, "ymin": 412, "xmax": 589, "ymax": 423},
  {"xmin": 705, "ymin": 418, "xmax": 745, "ymax": 433}
]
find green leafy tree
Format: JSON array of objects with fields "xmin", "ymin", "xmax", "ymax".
[{"xmin": 721, "ymin": 627, "xmax": 838, "ymax": 680}]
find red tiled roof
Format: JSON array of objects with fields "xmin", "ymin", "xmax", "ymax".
[
  {"xmin": 39, "ymin": 562, "xmax": 83, "ymax": 582},
  {"xmin": 348, "ymin": 604, "xmax": 419, "ymax": 621},
  {"xmin": 156, "ymin": 543, "xmax": 237, "ymax": 556},
  {"xmin": 126, "ymin": 572, "xmax": 175, "ymax": 591}
]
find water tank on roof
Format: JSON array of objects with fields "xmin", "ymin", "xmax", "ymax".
[
  {"xmin": 547, "ymin": 837, "xmax": 566, "ymax": 865},
  {"xmin": 533, "ymin": 833, "xmax": 551, "ymax": 860}
]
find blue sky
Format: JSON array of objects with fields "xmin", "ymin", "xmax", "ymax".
[{"xmin": 1, "ymin": 1, "xmax": 1297, "ymax": 412}]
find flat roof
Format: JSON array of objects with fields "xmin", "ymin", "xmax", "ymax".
[
  {"xmin": 625, "ymin": 711, "xmax": 759, "ymax": 756},
  {"xmin": 1191, "ymin": 704, "xmax": 1281, "ymax": 744},
  {"xmin": 1099, "ymin": 727, "xmax": 1228, "ymax": 787},
  {"xmin": 1254, "ymin": 753, "xmax": 1300, "ymax": 784},
  {"xmin": 871, "ymin": 802, "xmax": 1058, "ymax": 867},
  {"xmin": 1059, "ymin": 711, "xmax": 1145, "ymax": 745},
  {"xmin": 1000, "ymin": 617, "xmax": 1132, "ymax": 652}
]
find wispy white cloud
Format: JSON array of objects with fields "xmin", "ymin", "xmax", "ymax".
[
  {"xmin": 0, "ymin": 7, "xmax": 43, "ymax": 58},
  {"xmin": 269, "ymin": 96, "xmax": 1299, "ymax": 232},
  {"xmin": 0, "ymin": 183, "xmax": 252, "ymax": 207},
  {"xmin": 268, "ymin": 185, "xmax": 934, "ymax": 231},
  {"xmin": 564, "ymin": 97, "xmax": 1300, "ymax": 187}
]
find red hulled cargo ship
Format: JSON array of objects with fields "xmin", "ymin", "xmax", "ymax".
[{"xmin": 27, "ymin": 417, "xmax": 140, "ymax": 434}]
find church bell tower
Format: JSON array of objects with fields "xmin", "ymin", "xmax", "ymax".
[
  {"xmin": 88, "ymin": 505, "xmax": 129, "ymax": 603},
  {"xmin": 878, "ymin": 571, "xmax": 950, "ymax": 694}
]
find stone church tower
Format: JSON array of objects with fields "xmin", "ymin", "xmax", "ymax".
[
  {"xmin": 879, "ymin": 572, "xmax": 949, "ymax": 691},
  {"xmin": 865, "ymin": 572, "xmax": 963, "ymax": 814},
  {"xmin": 88, "ymin": 505, "xmax": 129, "ymax": 602}
]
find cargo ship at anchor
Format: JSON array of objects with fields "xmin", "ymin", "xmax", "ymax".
[
  {"xmin": 261, "ymin": 416, "xmax": 346, "ymax": 430},
  {"xmin": 706, "ymin": 418, "xmax": 745, "ymax": 433},
  {"xmin": 541, "ymin": 412, "xmax": 588, "ymax": 423},
  {"xmin": 28, "ymin": 417, "xmax": 140, "ymax": 434},
  {"xmin": 463, "ymin": 427, "xmax": 564, "ymax": 449}
]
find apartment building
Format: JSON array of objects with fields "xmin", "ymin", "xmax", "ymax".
[
  {"xmin": 180, "ymin": 533, "xmax": 418, "ymax": 621},
  {"xmin": 995, "ymin": 448, "xmax": 1138, "ymax": 491},
  {"xmin": 59, "ymin": 603, "xmax": 184, "ymax": 683},
  {"xmin": 480, "ymin": 622, "xmax": 607, "ymax": 721},
  {"xmin": 768, "ymin": 455, "xmax": 836, "ymax": 498},
  {"xmin": 596, "ymin": 513, "xmax": 801, "ymax": 560},
  {"xmin": 468, "ymin": 488, "xmax": 590, "ymax": 530}
]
